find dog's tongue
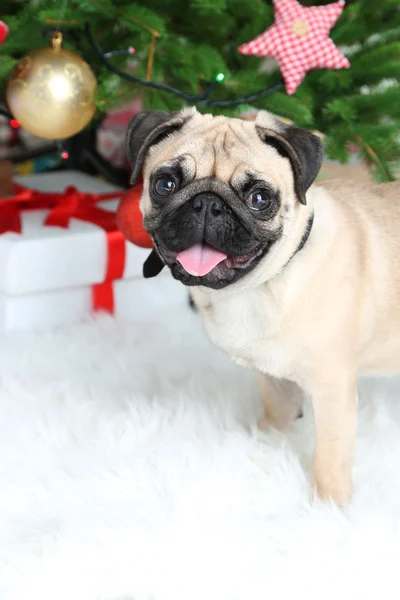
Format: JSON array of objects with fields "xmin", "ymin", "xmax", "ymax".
[{"xmin": 176, "ymin": 243, "xmax": 227, "ymax": 276}]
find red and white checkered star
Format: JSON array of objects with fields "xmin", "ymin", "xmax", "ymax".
[{"xmin": 238, "ymin": 0, "xmax": 350, "ymax": 95}]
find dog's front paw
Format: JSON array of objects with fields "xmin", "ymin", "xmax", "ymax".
[
  {"xmin": 258, "ymin": 404, "xmax": 303, "ymax": 432},
  {"xmin": 257, "ymin": 414, "xmax": 286, "ymax": 432},
  {"xmin": 312, "ymin": 469, "xmax": 353, "ymax": 506}
]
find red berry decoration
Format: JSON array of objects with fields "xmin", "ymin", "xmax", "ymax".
[{"xmin": 0, "ymin": 21, "xmax": 8, "ymax": 45}]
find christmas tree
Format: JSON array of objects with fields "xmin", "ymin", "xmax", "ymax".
[{"xmin": 1, "ymin": 0, "xmax": 399, "ymax": 180}]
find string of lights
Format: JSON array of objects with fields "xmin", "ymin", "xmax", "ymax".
[
  {"xmin": 1, "ymin": 23, "xmax": 283, "ymax": 170},
  {"xmin": 84, "ymin": 24, "xmax": 284, "ymax": 108},
  {"xmin": 1, "ymin": 25, "xmax": 284, "ymax": 119}
]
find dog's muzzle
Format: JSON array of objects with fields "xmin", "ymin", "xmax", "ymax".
[{"xmin": 174, "ymin": 193, "xmax": 227, "ymax": 276}]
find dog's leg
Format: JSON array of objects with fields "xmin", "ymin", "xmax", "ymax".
[
  {"xmin": 309, "ymin": 375, "xmax": 357, "ymax": 505},
  {"xmin": 257, "ymin": 373, "xmax": 304, "ymax": 431},
  {"xmin": 188, "ymin": 293, "xmax": 197, "ymax": 311}
]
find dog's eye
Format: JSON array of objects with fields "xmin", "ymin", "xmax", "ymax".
[
  {"xmin": 154, "ymin": 177, "xmax": 176, "ymax": 197},
  {"xmin": 246, "ymin": 190, "xmax": 272, "ymax": 211}
]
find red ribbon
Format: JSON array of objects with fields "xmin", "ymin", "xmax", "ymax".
[{"xmin": 0, "ymin": 182, "xmax": 128, "ymax": 314}]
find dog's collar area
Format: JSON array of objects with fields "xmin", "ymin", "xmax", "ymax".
[
  {"xmin": 296, "ymin": 212, "xmax": 314, "ymax": 253},
  {"xmin": 286, "ymin": 212, "xmax": 314, "ymax": 265}
]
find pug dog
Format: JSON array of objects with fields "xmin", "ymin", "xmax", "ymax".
[{"xmin": 122, "ymin": 107, "xmax": 400, "ymax": 505}]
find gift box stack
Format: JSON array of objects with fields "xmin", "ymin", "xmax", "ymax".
[{"xmin": 0, "ymin": 170, "xmax": 154, "ymax": 333}]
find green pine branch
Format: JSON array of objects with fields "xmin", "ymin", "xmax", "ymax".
[{"xmin": 0, "ymin": 0, "xmax": 399, "ymax": 181}]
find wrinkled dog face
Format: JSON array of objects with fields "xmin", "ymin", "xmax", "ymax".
[{"xmin": 125, "ymin": 108, "xmax": 323, "ymax": 289}]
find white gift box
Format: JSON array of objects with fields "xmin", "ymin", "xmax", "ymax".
[{"xmin": 0, "ymin": 170, "xmax": 155, "ymax": 333}]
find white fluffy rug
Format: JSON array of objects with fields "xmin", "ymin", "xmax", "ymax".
[{"xmin": 1, "ymin": 276, "xmax": 400, "ymax": 600}]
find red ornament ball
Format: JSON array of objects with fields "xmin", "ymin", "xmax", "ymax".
[{"xmin": 117, "ymin": 184, "xmax": 153, "ymax": 249}]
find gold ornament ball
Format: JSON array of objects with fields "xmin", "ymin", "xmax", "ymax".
[{"xmin": 6, "ymin": 33, "xmax": 97, "ymax": 140}]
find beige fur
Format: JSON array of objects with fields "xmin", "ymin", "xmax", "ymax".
[{"xmin": 135, "ymin": 108, "xmax": 400, "ymax": 505}]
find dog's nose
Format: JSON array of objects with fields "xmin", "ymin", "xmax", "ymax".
[{"xmin": 191, "ymin": 193, "xmax": 224, "ymax": 216}]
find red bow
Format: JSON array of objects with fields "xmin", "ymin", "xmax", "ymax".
[{"xmin": 0, "ymin": 183, "xmax": 127, "ymax": 314}]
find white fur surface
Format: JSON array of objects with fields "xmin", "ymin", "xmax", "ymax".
[{"xmin": 1, "ymin": 276, "xmax": 400, "ymax": 600}]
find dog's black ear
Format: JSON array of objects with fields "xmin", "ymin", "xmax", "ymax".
[
  {"xmin": 256, "ymin": 124, "xmax": 324, "ymax": 205},
  {"xmin": 126, "ymin": 110, "xmax": 190, "ymax": 184}
]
